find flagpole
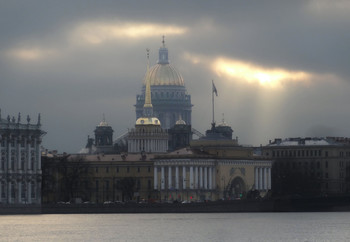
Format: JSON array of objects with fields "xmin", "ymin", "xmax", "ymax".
[{"xmin": 212, "ymin": 80, "xmax": 215, "ymax": 126}]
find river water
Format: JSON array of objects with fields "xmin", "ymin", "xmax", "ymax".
[{"xmin": 1, "ymin": 212, "xmax": 350, "ymax": 241}]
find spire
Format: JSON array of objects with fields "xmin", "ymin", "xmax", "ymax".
[
  {"xmin": 143, "ymin": 48, "xmax": 153, "ymax": 117},
  {"xmin": 158, "ymin": 35, "xmax": 169, "ymax": 64},
  {"xmin": 37, "ymin": 113, "xmax": 41, "ymax": 126}
]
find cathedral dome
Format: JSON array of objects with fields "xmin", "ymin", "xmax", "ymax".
[
  {"xmin": 135, "ymin": 117, "xmax": 161, "ymax": 126},
  {"xmin": 144, "ymin": 64, "xmax": 184, "ymax": 86},
  {"xmin": 143, "ymin": 38, "xmax": 184, "ymax": 86}
]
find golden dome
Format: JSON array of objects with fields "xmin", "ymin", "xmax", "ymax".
[
  {"xmin": 143, "ymin": 64, "xmax": 184, "ymax": 86},
  {"xmin": 135, "ymin": 117, "xmax": 161, "ymax": 126},
  {"xmin": 143, "ymin": 38, "xmax": 184, "ymax": 86},
  {"xmin": 98, "ymin": 114, "xmax": 109, "ymax": 127},
  {"xmin": 175, "ymin": 116, "xmax": 186, "ymax": 125},
  {"xmin": 98, "ymin": 121, "xmax": 109, "ymax": 127}
]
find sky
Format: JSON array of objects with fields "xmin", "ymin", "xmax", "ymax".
[{"xmin": 1, "ymin": 0, "xmax": 350, "ymax": 153}]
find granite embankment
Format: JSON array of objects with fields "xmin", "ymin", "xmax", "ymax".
[{"xmin": 1, "ymin": 197, "xmax": 350, "ymax": 215}]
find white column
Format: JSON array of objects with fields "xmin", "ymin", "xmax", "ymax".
[
  {"xmin": 264, "ymin": 168, "xmax": 267, "ymax": 190},
  {"xmin": 195, "ymin": 166, "xmax": 198, "ymax": 189},
  {"xmin": 8, "ymin": 143, "xmax": 11, "ymax": 170},
  {"xmin": 268, "ymin": 168, "xmax": 272, "ymax": 190},
  {"xmin": 212, "ymin": 167, "xmax": 216, "ymax": 190},
  {"xmin": 161, "ymin": 166, "xmax": 165, "ymax": 190},
  {"xmin": 18, "ymin": 182, "xmax": 22, "ymax": 203},
  {"xmin": 168, "ymin": 166, "xmax": 172, "ymax": 189},
  {"xmin": 182, "ymin": 166, "xmax": 186, "ymax": 189},
  {"xmin": 200, "ymin": 167, "xmax": 203, "ymax": 189},
  {"xmin": 190, "ymin": 166, "xmax": 193, "ymax": 189},
  {"xmin": 175, "ymin": 166, "xmax": 179, "ymax": 190},
  {"xmin": 255, "ymin": 167, "xmax": 258, "ymax": 190},
  {"xmin": 154, "ymin": 167, "xmax": 158, "ymax": 190},
  {"xmin": 0, "ymin": 145, "xmax": 2, "ymax": 171},
  {"xmin": 27, "ymin": 139, "xmax": 31, "ymax": 170},
  {"xmin": 8, "ymin": 182, "xmax": 12, "ymax": 204},
  {"xmin": 18, "ymin": 140, "xmax": 21, "ymax": 170},
  {"xmin": 259, "ymin": 167, "xmax": 263, "ymax": 190},
  {"xmin": 204, "ymin": 167, "xmax": 208, "ymax": 190},
  {"xmin": 209, "ymin": 167, "xmax": 213, "ymax": 190}
]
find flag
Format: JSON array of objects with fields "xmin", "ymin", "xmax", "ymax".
[{"xmin": 212, "ymin": 80, "xmax": 218, "ymax": 96}]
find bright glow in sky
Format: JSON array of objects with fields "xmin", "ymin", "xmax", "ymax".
[
  {"xmin": 72, "ymin": 21, "xmax": 187, "ymax": 45},
  {"xmin": 212, "ymin": 57, "xmax": 311, "ymax": 88},
  {"xmin": 7, "ymin": 48, "xmax": 57, "ymax": 61}
]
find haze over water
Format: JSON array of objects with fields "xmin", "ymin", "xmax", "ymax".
[{"xmin": 1, "ymin": 213, "xmax": 350, "ymax": 241}]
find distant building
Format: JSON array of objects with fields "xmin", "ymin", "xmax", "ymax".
[
  {"xmin": 154, "ymin": 121, "xmax": 272, "ymax": 202},
  {"xmin": 0, "ymin": 110, "xmax": 45, "ymax": 204},
  {"xmin": 168, "ymin": 116, "xmax": 192, "ymax": 152},
  {"xmin": 135, "ymin": 38, "xmax": 192, "ymax": 129},
  {"xmin": 94, "ymin": 116, "xmax": 114, "ymax": 154},
  {"xmin": 262, "ymin": 137, "xmax": 350, "ymax": 196},
  {"xmin": 42, "ymin": 153, "xmax": 155, "ymax": 203}
]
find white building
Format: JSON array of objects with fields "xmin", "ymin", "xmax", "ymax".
[{"xmin": 0, "ymin": 111, "xmax": 45, "ymax": 204}]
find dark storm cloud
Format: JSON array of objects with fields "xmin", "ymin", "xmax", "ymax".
[{"xmin": 1, "ymin": 0, "xmax": 350, "ymax": 152}]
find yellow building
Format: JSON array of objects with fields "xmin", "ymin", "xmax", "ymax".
[
  {"xmin": 153, "ymin": 137, "xmax": 272, "ymax": 202},
  {"xmin": 42, "ymin": 153, "xmax": 156, "ymax": 204},
  {"xmin": 262, "ymin": 137, "xmax": 350, "ymax": 196}
]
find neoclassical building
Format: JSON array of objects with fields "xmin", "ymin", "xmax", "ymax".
[
  {"xmin": 135, "ymin": 38, "xmax": 192, "ymax": 129},
  {"xmin": 153, "ymin": 122, "xmax": 273, "ymax": 202},
  {"xmin": 0, "ymin": 111, "xmax": 45, "ymax": 204}
]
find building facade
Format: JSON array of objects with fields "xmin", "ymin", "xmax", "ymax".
[
  {"xmin": 0, "ymin": 111, "xmax": 45, "ymax": 204},
  {"xmin": 42, "ymin": 153, "xmax": 155, "ymax": 203},
  {"xmin": 262, "ymin": 137, "xmax": 350, "ymax": 196},
  {"xmin": 153, "ymin": 121, "xmax": 272, "ymax": 202}
]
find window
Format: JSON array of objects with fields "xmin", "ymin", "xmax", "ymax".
[
  {"xmin": 127, "ymin": 167, "xmax": 130, "ymax": 173},
  {"xmin": 137, "ymin": 180, "xmax": 141, "ymax": 190},
  {"xmin": 105, "ymin": 180, "xmax": 110, "ymax": 191},
  {"xmin": 96, "ymin": 167, "xmax": 99, "ymax": 173},
  {"xmin": 148, "ymin": 180, "xmax": 151, "ymax": 189},
  {"xmin": 21, "ymin": 182, "xmax": 26, "ymax": 199},
  {"xmin": 1, "ymin": 182, "xmax": 5, "ymax": 198},
  {"xmin": 137, "ymin": 167, "xmax": 140, "ymax": 173},
  {"xmin": 31, "ymin": 182, "xmax": 35, "ymax": 198},
  {"xmin": 148, "ymin": 166, "xmax": 151, "ymax": 173},
  {"xmin": 11, "ymin": 182, "xmax": 15, "ymax": 199},
  {"xmin": 116, "ymin": 167, "xmax": 119, "ymax": 173},
  {"xmin": 106, "ymin": 167, "xmax": 109, "ymax": 173},
  {"xmin": 325, "ymin": 161, "xmax": 328, "ymax": 168},
  {"xmin": 96, "ymin": 180, "xmax": 99, "ymax": 191}
]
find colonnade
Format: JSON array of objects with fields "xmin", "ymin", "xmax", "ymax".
[
  {"xmin": 128, "ymin": 138, "xmax": 168, "ymax": 153},
  {"xmin": 154, "ymin": 165, "xmax": 215, "ymax": 191},
  {"xmin": 254, "ymin": 167, "xmax": 271, "ymax": 190},
  {"xmin": 0, "ymin": 179, "xmax": 40, "ymax": 204}
]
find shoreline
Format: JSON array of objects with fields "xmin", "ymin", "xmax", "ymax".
[{"xmin": 1, "ymin": 197, "xmax": 350, "ymax": 215}]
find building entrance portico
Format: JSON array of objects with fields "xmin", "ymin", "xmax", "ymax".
[{"xmin": 154, "ymin": 159, "xmax": 216, "ymax": 202}]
